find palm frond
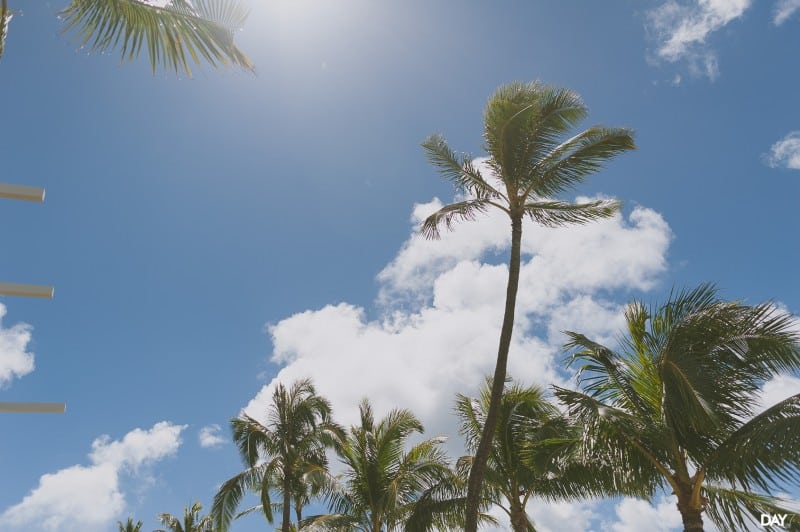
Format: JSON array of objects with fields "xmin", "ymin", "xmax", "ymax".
[
  {"xmin": 523, "ymin": 198, "xmax": 620, "ymax": 227},
  {"xmin": 704, "ymin": 393, "xmax": 800, "ymax": 492},
  {"xmin": 553, "ymin": 386, "xmax": 668, "ymax": 495},
  {"xmin": 703, "ymin": 485, "xmax": 800, "ymax": 532},
  {"xmin": 420, "ymin": 198, "xmax": 493, "ymax": 239},
  {"xmin": 0, "ymin": 2, "xmax": 10, "ymax": 60},
  {"xmin": 300, "ymin": 513, "xmax": 360, "ymax": 531},
  {"xmin": 524, "ymin": 126, "xmax": 635, "ymax": 198},
  {"xmin": 422, "ymin": 134, "xmax": 503, "ymax": 201},
  {"xmin": 563, "ymin": 332, "xmax": 649, "ymax": 415},
  {"xmin": 60, "ymin": 0, "xmax": 253, "ymax": 76},
  {"xmin": 483, "ymin": 82, "xmax": 588, "ymax": 187},
  {"xmin": 211, "ymin": 462, "xmax": 274, "ymax": 532}
]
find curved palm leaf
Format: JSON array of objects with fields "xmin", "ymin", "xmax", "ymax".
[
  {"xmin": 523, "ymin": 198, "xmax": 620, "ymax": 227},
  {"xmin": 420, "ymin": 198, "xmax": 493, "ymax": 240},
  {"xmin": 422, "ymin": 134, "xmax": 503, "ymax": 201}
]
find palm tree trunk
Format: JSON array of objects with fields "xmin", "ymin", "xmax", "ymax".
[
  {"xmin": 282, "ymin": 475, "xmax": 292, "ymax": 532},
  {"xmin": 295, "ymin": 503, "xmax": 302, "ymax": 528},
  {"xmin": 465, "ymin": 214, "xmax": 523, "ymax": 532},
  {"xmin": 510, "ymin": 500, "xmax": 533, "ymax": 532},
  {"xmin": 677, "ymin": 496, "xmax": 704, "ymax": 532}
]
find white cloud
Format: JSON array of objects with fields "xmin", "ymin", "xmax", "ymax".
[
  {"xmin": 610, "ymin": 496, "xmax": 683, "ymax": 532},
  {"xmin": 0, "ymin": 303, "xmax": 35, "ymax": 387},
  {"xmin": 610, "ymin": 497, "xmax": 682, "ymax": 531},
  {"xmin": 757, "ymin": 374, "xmax": 800, "ymax": 413},
  {"xmin": 198, "ymin": 424, "xmax": 226, "ymax": 448},
  {"xmin": 245, "ymin": 177, "xmax": 672, "ymax": 460},
  {"xmin": 646, "ymin": 0, "xmax": 751, "ymax": 80},
  {"xmin": 765, "ymin": 131, "xmax": 800, "ymax": 170},
  {"xmin": 482, "ymin": 499, "xmax": 599, "ymax": 532},
  {"xmin": 774, "ymin": 0, "xmax": 800, "ymax": 25},
  {"xmin": 0, "ymin": 422, "xmax": 186, "ymax": 532},
  {"xmin": 527, "ymin": 499, "xmax": 600, "ymax": 532}
]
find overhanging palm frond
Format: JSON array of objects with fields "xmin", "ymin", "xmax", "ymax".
[
  {"xmin": 703, "ymin": 485, "xmax": 800, "ymax": 532},
  {"xmin": 421, "ymin": 198, "xmax": 493, "ymax": 239},
  {"xmin": 60, "ymin": 0, "xmax": 253, "ymax": 76},
  {"xmin": 0, "ymin": 1, "xmax": 10, "ymax": 60},
  {"xmin": 523, "ymin": 198, "xmax": 620, "ymax": 227}
]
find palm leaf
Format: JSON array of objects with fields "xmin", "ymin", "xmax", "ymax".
[
  {"xmin": 523, "ymin": 198, "xmax": 620, "ymax": 227},
  {"xmin": 0, "ymin": 1, "xmax": 10, "ymax": 60},
  {"xmin": 704, "ymin": 393, "xmax": 800, "ymax": 492},
  {"xmin": 422, "ymin": 134, "xmax": 503, "ymax": 201},
  {"xmin": 420, "ymin": 198, "xmax": 492, "ymax": 239},
  {"xmin": 211, "ymin": 461, "xmax": 275, "ymax": 531},
  {"xmin": 60, "ymin": 0, "xmax": 253, "ymax": 76},
  {"xmin": 563, "ymin": 332, "xmax": 649, "ymax": 415},
  {"xmin": 703, "ymin": 485, "xmax": 800, "ymax": 531},
  {"xmin": 524, "ymin": 126, "xmax": 635, "ymax": 198}
]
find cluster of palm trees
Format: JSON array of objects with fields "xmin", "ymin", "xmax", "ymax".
[
  {"xmin": 201, "ymin": 283, "xmax": 799, "ymax": 532},
  {"xmin": 116, "ymin": 82, "xmax": 799, "ymax": 531}
]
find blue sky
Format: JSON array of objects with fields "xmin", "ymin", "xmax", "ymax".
[{"xmin": 0, "ymin": 0, "xmax": 799, "ymax": 530}]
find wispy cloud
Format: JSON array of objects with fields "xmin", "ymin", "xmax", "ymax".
[
  {"xmin": 0, "ymin": 422, "xmax": 186, "ymax": 532},
  {"xmin": 646, "ymin": 0, "xmax": 752, "ymax": 80},
  {"xmin": 765, "ymin": 131, "xmax": 800, "ymax": 169},
  {"xmin": 0, "ymin": 304, "xmax": 35, "ymax": 387},
  {"xmin": 198, "ymin": 424, "xmax": 226, "ymax": 448},
  {"xmin": 774, "ymin": 0, "xmax": 800, "ymax": 24}
]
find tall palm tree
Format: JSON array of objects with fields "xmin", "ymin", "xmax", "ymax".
[
  {"xmin": 422, "ymin": 80, "xmax": 636, "ymax": 530},
  {"xmin": 555, "ymin": 284, "xmax": 800, "ymax": 531},
  {"xmin": 211, "ymin": 378, "xmax": 341, "ymax": 532},
  {"xmin": 156, "ymin": 501, "xmax": 213, "ymax": 532},
  {"xmin": 1, "ymin": 0, "xmax": 252, "ymax": 75},
  {"xmin": 303, "ymin": 399, "xmax": 471, "ymax": 531},
  {"xmin": 117, "ymin": 517, "xmax": 143, "ymax": 532}
]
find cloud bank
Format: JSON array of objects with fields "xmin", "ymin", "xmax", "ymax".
[{"xmin": 0, "ymin": 422, "xmax": 186, "ymax": 532}]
